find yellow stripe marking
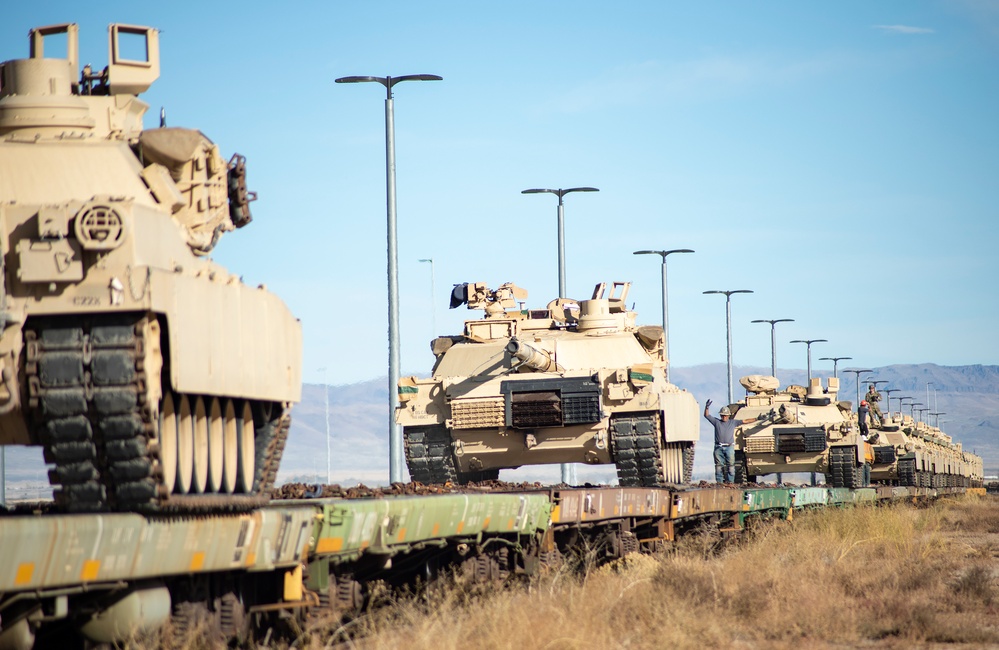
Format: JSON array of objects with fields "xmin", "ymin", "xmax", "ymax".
[
  {"xmin": 246, "ymin": 552, "xmax": 256, "ymax": 566},
  {"xmin": 551, "ymin": 505, "xmax": 561, "ymax": 522},
  {"xmin": 316, "ymin": 537, "xmax": 344, "ymax": 554},
  {"xmin": 507, "ymin": 518, "xmax": 514, "ymax": 529},
  {"xmin": 81, "ymin": 559, "xmax": 100, "ymax": 581},
  {"xmin": 483, "ymin": 516, "xmax": 491, "ymax": 529},
  {"xmin": 15, "ymin": 563, "xmax": 34, "ymax": 586},
  {"xmin": 457, "ymin": 521, "xmax": 465, "ymax": 534},
  {"xmin": 397, "ymin": 528, "xmax": 407, "ymax": 542},
  {"xmin": 432, "ymin": 522, "xmax": 440, "ymax": 536},
  {"xmin": 189, "ymin": 552, "xmax": 205, "ymax": 572}
]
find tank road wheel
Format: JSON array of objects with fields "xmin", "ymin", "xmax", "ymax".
[
  {"xmin": 207, "ymin": 398, "xmax": 224, "ymax": 492},
  {"xmin": 159, "ymin": 392, "xmax": 178, "ymax": 494},
  {"xmin": 192, "ymin": 396, "xmax": 209, "ymax": 494},
  {"xmin": 661, "ymin": 442, "xmax": 691, "ymax": 484},
  {"xmin": 176, "ymin": 393, "xmax": 195, "ymax": 494},
  {"xmin": 236, "ymin": 401, "xmax": 256, "ymax": 493},
  {"xmin": 610, "ymin": 413, "xmax": 665, "ymax": 488},
  {"xmin": 221, "ymin": 400, "xmax": 239, "ymax": 494},
  {"xmin": 404, "ymin": 425, "xmax": 458, "ymax": 484}
]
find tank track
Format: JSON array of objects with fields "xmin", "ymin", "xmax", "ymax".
[
  {"xmin": 26, "ymin": 314, "xmax": 288, "ymax": 512},
  {"xmin": 897, "ymin": 457, "xmax": 916, "ymax": 486},
  {"xmin": 828, "ymin": 446, "xmax": 866, "ymax": 489},
  {"xmin": 404, "ymin": 426, "xmax": 458, "ymax": 484},
  {"xmin": 610, "ymin": 413, "xmax": 665, "ymax": 488},
  {"xmin": 682, "ymin": 443, "xmax": 695, "ymax": 484},
  {"xmin": 26, "ymin": 315, "xmax": 157, "ymax": 512}
]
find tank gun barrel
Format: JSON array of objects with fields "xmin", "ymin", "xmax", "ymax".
[{"xmin": 506, "ymin": 337, "xmax": 559, "ymax": 372}]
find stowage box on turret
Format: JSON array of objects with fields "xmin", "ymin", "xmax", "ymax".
[
  {"xmin": 396, "ymin": 281, "xmax": 700, "ymax": 486},
  {"xmin": 0, "ymin": 24, "xmax": 302, "ymax": 511}
]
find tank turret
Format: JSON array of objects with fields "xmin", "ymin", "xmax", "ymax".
[{"xmin": 0, "ymin": 23, "xmax": 301, "ymax": 512}]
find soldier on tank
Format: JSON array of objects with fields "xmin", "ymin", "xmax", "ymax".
[
  {"xmin": 703, "ymin": 400, "xmax": 757, "ymax": 483},
  {"xmin": 865, "ymin": 384, "xmax": 884, "ymax": 427},
  {"xmin": 859, "ymin": 400, "xmax": 871, "ymax": 439}
]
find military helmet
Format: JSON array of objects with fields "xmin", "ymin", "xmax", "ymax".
[{"xmin": 719, "ymin": 406, "xmax": 732, "ymax": 416}]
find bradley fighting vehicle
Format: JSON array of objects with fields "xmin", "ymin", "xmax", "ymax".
[
  {"xmin": 396, "ymin": 281, "xmax": 699, "ymax": 486},
  {"xmin": 0, "ymin": 24, "xmax": 301, "ymax": 511},
  {"xmin": 730, "ymin": 375, "xmax": 874, "ymax": 487}
]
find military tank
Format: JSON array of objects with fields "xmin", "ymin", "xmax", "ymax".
[
  {"xmin": 0, "ymin": 23, "xmax": 302, "ymax": 511},
  {"xmin": 872, "ymin": 414, "xmax": 982, "ymax": 487},
  {"xmin": 730, "ymin": 375, "xmax": 874, "ymax": 487},
  {"xmin": 396, "ymin": 281, "xmax": 700, "ymax": 486}
]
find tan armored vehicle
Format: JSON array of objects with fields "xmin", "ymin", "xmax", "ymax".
[
  {"xmin": 873, "ymin": 414, "xmax": 982, "ymax": 487},
  {"xmin": 731, "ymin": 375, "xmax": 873, "ymax": 487},
  {"xmin": 396, "ymin": 281, "xmax": 699, "ymax": 486},
  {"xmin": 0, "ymin": 24, "xmax": 302, "ymax": 511}
]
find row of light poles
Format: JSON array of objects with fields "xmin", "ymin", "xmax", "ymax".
[{"xmin": 333, "ymin": 70, "xmax": 950, "ymax": 487}]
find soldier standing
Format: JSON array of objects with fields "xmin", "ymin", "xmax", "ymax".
[{"xmin": 865, "ymin": 383, "xmax": 884, "ymax": 427}]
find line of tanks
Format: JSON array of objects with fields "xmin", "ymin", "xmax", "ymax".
[
  {"xmin": 397, "ymin": 282, "xmax": 983, "ymax": 490},
  {"xmin": 0, "ymin": 22, "xmax": 983, "ymax": 518}
]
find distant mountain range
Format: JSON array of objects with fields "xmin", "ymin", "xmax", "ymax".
[{"xmin": 3, "ymin": 363, "xmax": 997, "ymax": 499}]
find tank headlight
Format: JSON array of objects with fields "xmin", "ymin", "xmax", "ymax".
[{"xmin": 74, "ymin": 203, "xmax": 128, "ymax": 251}]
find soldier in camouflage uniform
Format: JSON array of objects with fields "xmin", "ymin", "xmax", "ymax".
[{"xmin": 865, "ymin": 384, "xmax": 883, "ymax": 428}]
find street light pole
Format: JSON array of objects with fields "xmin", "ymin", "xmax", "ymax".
[
  {"xmin": 915, "ymin": 407, "xmax": 930, "ymax": 423},
  {"xmin": 789, "ymin": 339, "xmax": 828, "ymax": 382},
  {"xmin": 930, "ymin": 412, "xmax": 945, "ymax": 428},
  {"xmin": 634, "ymin": 249, "xmax": 694, "ymax": 382},
  {"xmin": 751, "ymin": 319, "xmax": 795, "ymax": 379},
  {"xmin": 703, "ymin": 290, "xmax": 754, "ymax": 403},
  {"xmin": 908, "ymin": 402, "xmax": 923, "ymax": 419},
  {"xmin": 335, "ymin": 73, "xmax": 442, "ymax": 484},
  {"xmin": 419, "ymin": 258, "xmax": 436, "ymax": 338},
  {"xmin": 844, "ymin": 369, "xmax": 873, "ymax": 407},
  {"xmin": 818, "ymin": 356, "xmax": 852, "ymax": 380},
  {"xmin": 523, "ymin": 188, "xmax": 599, "ymax": 299},
  {"xmin": 319, "ymin": 367, "xmax": 330, "ymax": 484},
  {"xmin": 883, "ymin": 388, "xmax": 900, "ymax": 418},
  {"xmin": 926, "ymin": 382, "xmax": 934, "ymax": 414}
]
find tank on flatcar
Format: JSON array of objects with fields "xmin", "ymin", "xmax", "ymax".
[
  {"xmin": 0, "ymin": 24, "xmax": 301, "ymax": 511},
  {"xmin": 396, "ymin": 281, "xmax": 700, "ymax": 486},
  {"xmin": 872, "ymin": 414, "xmax": 982, "ymax": 487},
  {"xmin": 731, "ymin": 375, "xmax": 873, "ymax": 487}
]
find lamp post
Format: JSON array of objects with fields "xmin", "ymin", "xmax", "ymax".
[
  {"xmin": 335, "ymin": 73, "xmax": 443, "ymax": 483},
  {"xmin": 930, "ymin": 412, "xmax": 945, "ymax": 428},
  {"xmin": 818, "ymin": 356, "xmax": 852, "ymax": 380},
  {"xmin": 633, "ymin": 249, "xmax": 694, "ymax": 382},
  {"xmin": 703, "ymin": 290, "xmax": 754, "ymax": 403},
  {"xmin": 844, "ymin": 369, "xmax": 873, "ymax": 407},
  {"xmin": 790, "ymin": 339, "xmax": 827, "ymax": 382},
  {"xmin": 318, "ymin": 367, "xmax": 331, "ymax": 485},
  {"xmin": 908, "ymin": 402, "xmax": 922, "ymax": 419},
  {"xmin": 883, "ymin": 388, "xmax": 900, "ymax": 418},
  {"xmin": 925, "ymin": 382, "xmax": 934, "ymax": 414},
  {"xmin": 523, "ymin": 187, "xmax": 599, "ymax": 299},
  {"xmin": 751, "ymin": 319, "xmax": 794, "ymax": 379},
  {"xmin": 915, "ymin": 407, "xmax": 930, "ymax": 424},
  {"xmin": 418, "ymin": 258, "xmax": 436, "ymax": 338}
]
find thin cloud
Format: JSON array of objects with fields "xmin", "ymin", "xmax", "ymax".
[{"xmin": 874, "ymin": 24, "xmax": 935, "ymax": 34}]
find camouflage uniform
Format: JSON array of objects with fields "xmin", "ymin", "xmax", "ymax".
[{"xmin": 865, "ymin": 386, "xmax": 883, "ymax": 427}]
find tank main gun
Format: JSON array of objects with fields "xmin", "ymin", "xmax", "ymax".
[{"xmin": 506, "ymin": 337, "xmax": 561, "ymax": 372}]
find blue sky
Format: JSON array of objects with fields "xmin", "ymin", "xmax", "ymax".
[{"xmin": 4, "ymin": 2, "xmax": 998, "ymax": 385}]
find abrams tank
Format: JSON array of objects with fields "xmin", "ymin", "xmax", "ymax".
[
  {"xmin": 0, "ymin": 24, "xmax": 302, "ymax": 511},
  {"xmin": 870, "ymin": 414, "xmax": 983, "ymax": 487},
  {"xmin": 396, "ymin": 281, "xmax": 699, "ymax": 486},
  {"xmin": 731, "ymin": 375, "xmax": 873, "ymax": 487}
]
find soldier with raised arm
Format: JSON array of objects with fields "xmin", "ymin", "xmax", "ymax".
[{"xmin": 703, "ymin": 399, "xmax": 757, "ymax": 483}]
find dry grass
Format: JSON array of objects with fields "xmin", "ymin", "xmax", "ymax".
[{"xmin": 288, "ymin": 494, "xmax": 999, "ymax": 650}]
